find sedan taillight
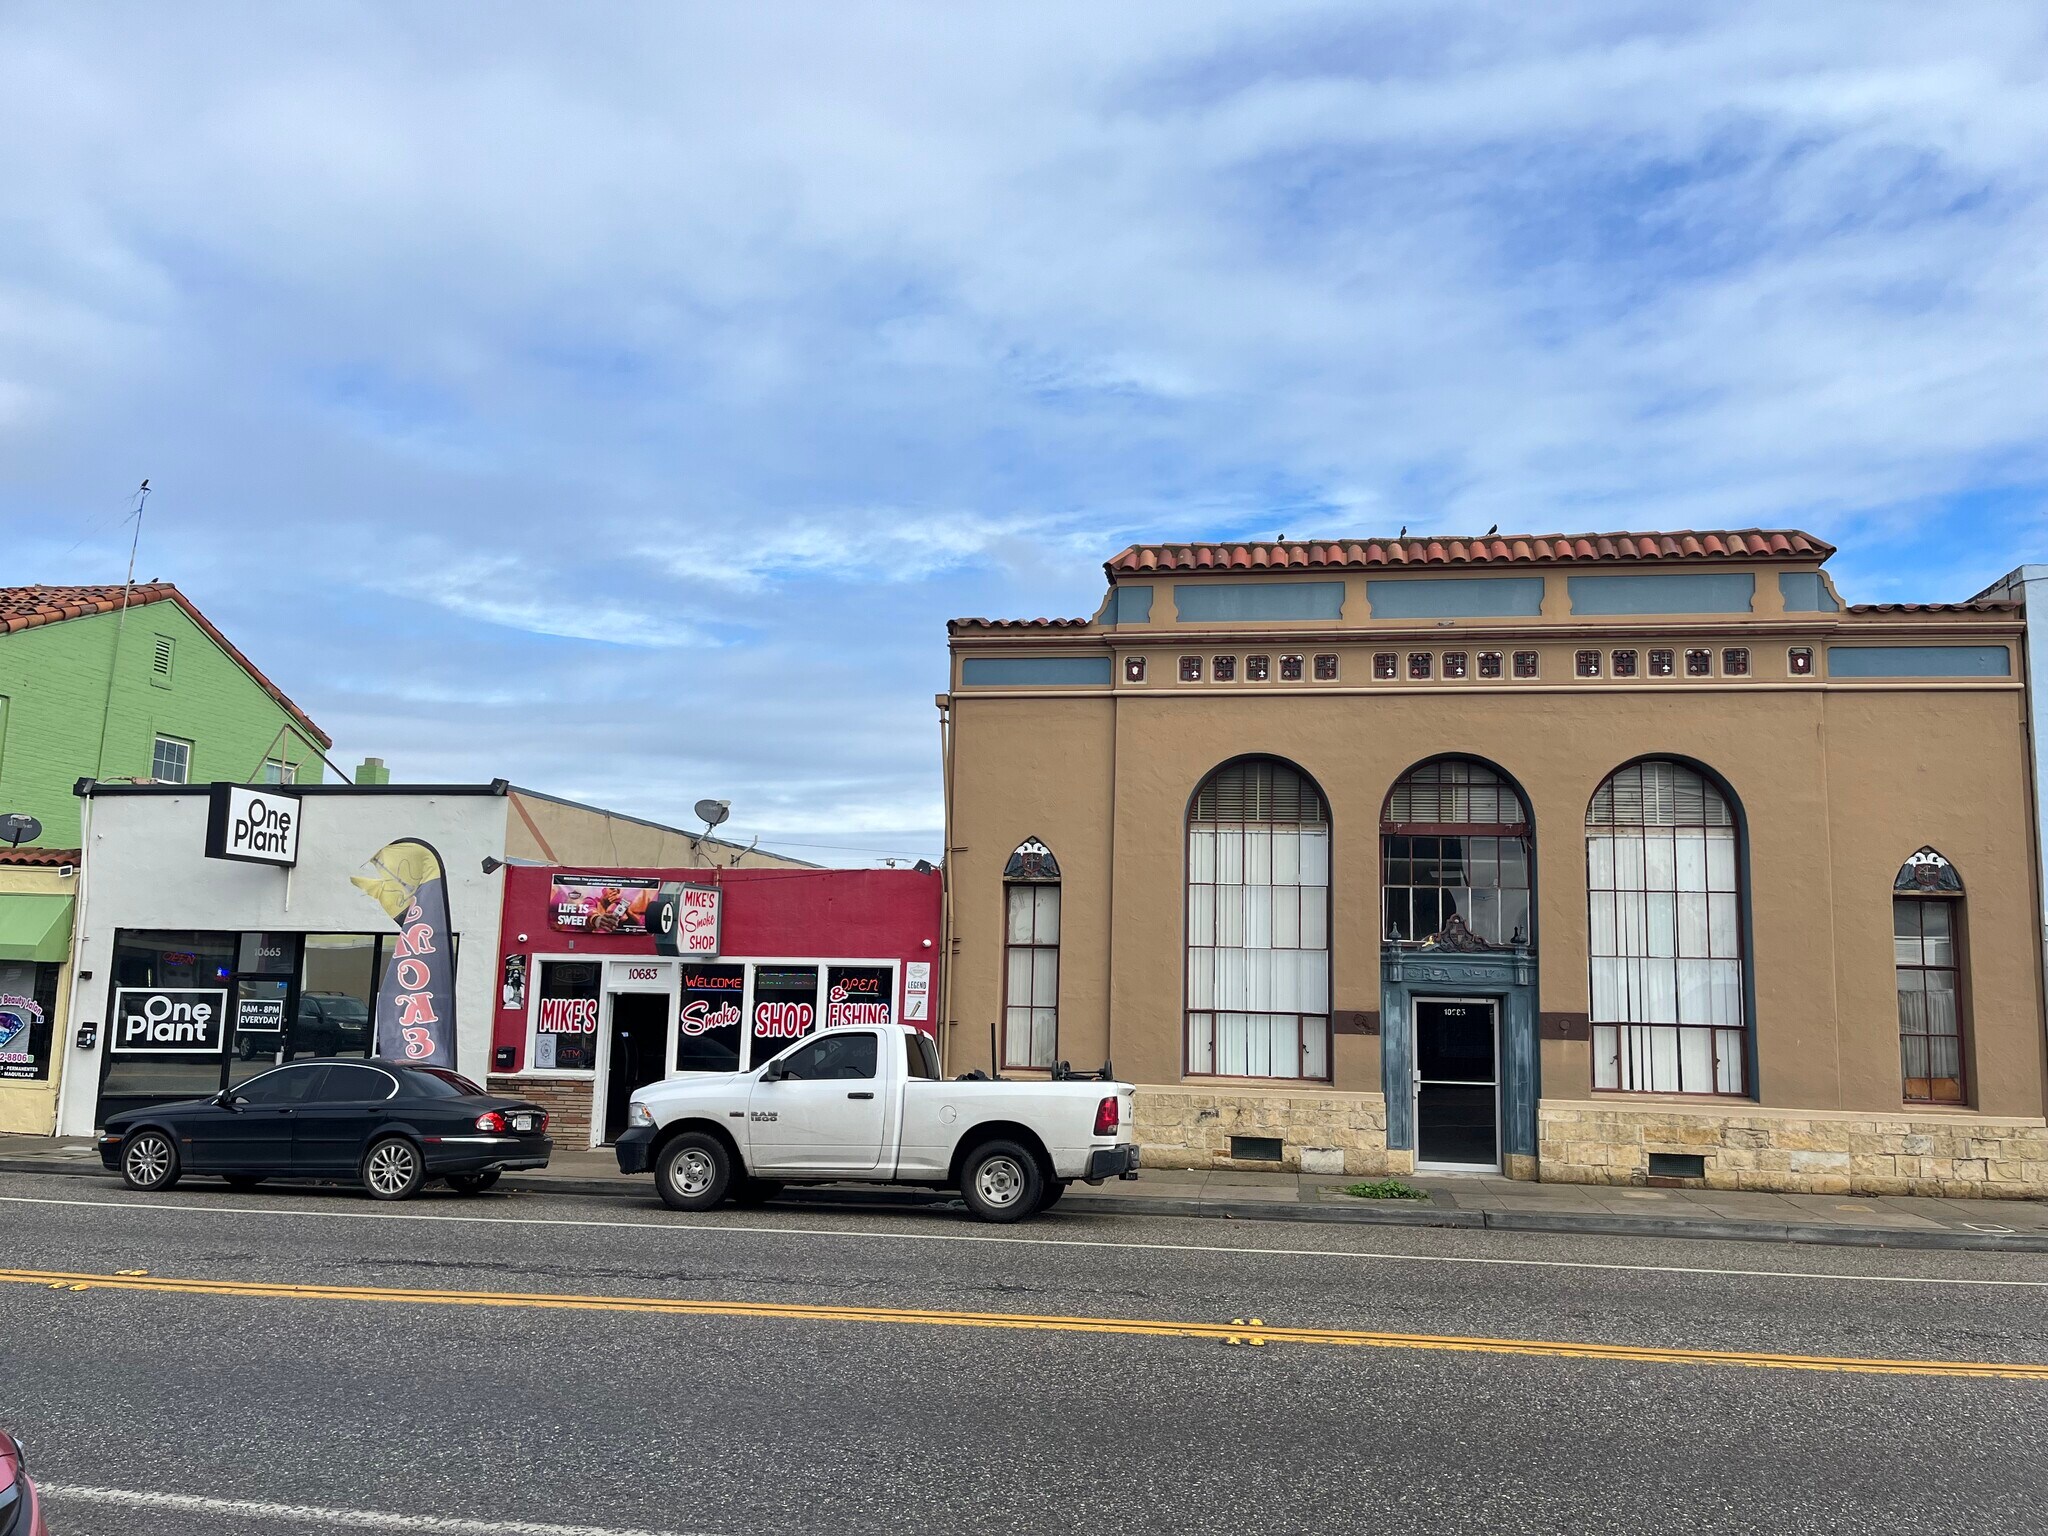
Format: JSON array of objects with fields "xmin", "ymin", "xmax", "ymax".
[
  {"xmin": 1094, "ymin": 1096, "xmax": 1119, "ymax": 1137},
  {"xmin": 474, "ymin": 1111, "xmax": 507, "ymax": 1133}
]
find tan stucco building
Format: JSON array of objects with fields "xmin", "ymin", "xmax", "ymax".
[{"xmin": 941, "ymin": 529, "xmax": 2048, "ymax": 1198}]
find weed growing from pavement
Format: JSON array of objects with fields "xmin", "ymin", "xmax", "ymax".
[{"xmin": 1342, "ymin": 1179, "xmax": 1429, "ymax": 1201}]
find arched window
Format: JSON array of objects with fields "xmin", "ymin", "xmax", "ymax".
[
  {"xmin": 1382, "ymin": 758, "xmax": 1531, "ymax": 947},
  {"xmin": 1894, "ymin": 848, "xmax": 1965, "ymax": 1103},
  {"xmin": 1186, "ymin": 758, "xmax": 1331, "ymax": 1080},
  {"xmin": 1002, "ymin": 839, "xmax": 1061, "ymax": 1069},
  {"xmin": 1587, "ymin": 760, "xmax": 1745, "ymax": 1095}
]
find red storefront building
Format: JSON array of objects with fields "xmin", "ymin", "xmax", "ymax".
[{"xmin": 488, "ymin": 865, "xmax": 943, "ymax": 1146}]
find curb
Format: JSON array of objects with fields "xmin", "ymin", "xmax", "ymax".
[{"xmin": 8, "ymin": 1156, "xmax": 2046, "ymax": 1252}]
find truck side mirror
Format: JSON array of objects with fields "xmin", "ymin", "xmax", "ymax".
[{"xmin": 760, "ymin": 1061, "xmax": 784, "ymax": 1083}]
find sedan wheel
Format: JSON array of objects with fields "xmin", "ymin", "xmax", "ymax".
[
  {"xmin": 361, "ymin": 1136, "xmax": 424, "ymax": 1201},
  {"xmin": 120, "ymin": 1131, "xmax": 181, "ymax": 1192}
]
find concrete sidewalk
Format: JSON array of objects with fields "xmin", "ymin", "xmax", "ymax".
[{"xmin": 9, "ymin": 1133, "xmax": 2047, "ymax": 1251}]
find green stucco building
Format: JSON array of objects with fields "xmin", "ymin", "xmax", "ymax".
[{"xmin": 0, "ymin": 584, "xmax": 330, "ymax": 849}]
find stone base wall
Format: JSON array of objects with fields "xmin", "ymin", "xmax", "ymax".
[
  {"xmin": 490, "ymin": 1075, "xmax": 596, "ymax": 1148},
  {"xmin": 1134, "ymin": 1086, "xmax": 1398, "ymax": 1175},
  {"xmin": 1539, "ymin": 1099, "xmax": 2048, "ymax": 1198}
]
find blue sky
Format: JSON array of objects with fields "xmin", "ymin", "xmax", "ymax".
[{"xmin": 3, "ymin": 4, "xmax": 2044, "ymax": 863}]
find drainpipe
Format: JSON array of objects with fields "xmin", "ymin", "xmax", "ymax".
[{"xmin": 935, "ymin": 692, "xmax": 955, "ymax": 1076}]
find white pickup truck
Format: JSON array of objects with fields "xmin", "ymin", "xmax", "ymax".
[{"xmin": 613, "ymin": 1023, "xmax": 1139, "ymax": 1222}]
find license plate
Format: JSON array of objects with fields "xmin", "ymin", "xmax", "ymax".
[{"xmin": 511, "ymin": 1113, "xmax": 538, "ymax": 1133}]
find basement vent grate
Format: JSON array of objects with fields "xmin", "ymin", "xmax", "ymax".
[
  {"xmin": 1229, "ymin": 1135, "xmax": 1285, "ymax": 1162},
  {"xmin": 1647, "ymin": 1153, "xmax": 1707, "ymax": 1180}
]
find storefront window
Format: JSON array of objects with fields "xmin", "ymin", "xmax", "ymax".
[
  {"xmin": 677, "ymin": 964, "xmax": 745, "ymax": 1072},
  {"xmin": 299, "ymin": 934, "xmax": 378, "ymax": 1064},
  {"xmin": 750, "ymin": 966, "xmax": 819, "ymax": 1064},
  {"xmin": 102, "ymin": 931, "xmax": 240, "ymax": 1121},
  {"xmin": 0, "ymin": 961, "xmax": 58, "ymax": 1083},
  {"xmin": 533, "ymin": 960, "xmax": 601, "ymax": 1071},
  {"xmin": 827, "ymin": 965, "xmax": 895, "ymax": 1028}
]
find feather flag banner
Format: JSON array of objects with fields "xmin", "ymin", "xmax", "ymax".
[{"xmin": 351, "ymin": 838, "xmax": 457, "ymax": 1067}]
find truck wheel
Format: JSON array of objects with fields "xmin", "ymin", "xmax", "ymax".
[
  {"xmin": 961, "ymin": 1140, "xmax": 1044, "ymax": 1223},
  {"xmin": 1038, "ymin": 1180, "xmax": 1069, "ymax": 1211},
  {"xmin": 731, "ymin": 1178, "xmax": 784, "ymax": 1207},
  {"xmin": 656, "ymin": 1132, "xmax": 733, "ymax": 1212}
]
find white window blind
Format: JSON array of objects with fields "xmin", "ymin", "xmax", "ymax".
[
  {"xmin": 1587, "ymin": 761, "xmax": 1745, "ymax": 1094},
  {"xmin": 1003, "ymin": 883, "xmax": 1060, "ymax": 1069},
  {"xmin": 1187, "ymin": 759, "xmax": 1331, "ymax": 1080}
]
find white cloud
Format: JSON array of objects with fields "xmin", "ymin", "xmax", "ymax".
[{"xmin": 1, "ymin": 1, "xmax": 2044, "ymax": 858}]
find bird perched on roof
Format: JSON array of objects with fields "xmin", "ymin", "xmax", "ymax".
[
  {"xmin": 1398, "ymin": 525, "xmax": 1407, "ymax": 537},
  {"xmin": 1485, "ymin": 524, "xmax": 1499, "ymax": 535}
]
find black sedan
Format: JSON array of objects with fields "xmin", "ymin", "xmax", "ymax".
[{"xmin": 97, "ymin": 1059, "xmax": 553, "ymax": 1201}]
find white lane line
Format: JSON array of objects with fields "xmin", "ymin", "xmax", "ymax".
[
  {"xmin": 41, "ymin": 1483, "xmax": 714, "ymax": 1535},
  {"xmin": 0, "ymin": 1190, "xmax": 2043, "ymax": 1290}
]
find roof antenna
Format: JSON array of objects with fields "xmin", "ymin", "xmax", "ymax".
[{"xmin": 91, "ymin": 480, "xmax": 152, "ymax": 779}]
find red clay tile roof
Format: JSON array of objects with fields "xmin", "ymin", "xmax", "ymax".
[
  {"xmin": 0, "ymin": 847, "xmax": 80, "ymax": 867},
  {"xmin": 1107, "ymin": 529, "xmax": 1833, "ymax": 576},
  {"xmin": 946, "ymin": 616, "xmax": 1091, "ymax": 634},
  {"xmin": 0, "ymin": 584, "xmax": 331, "ymax": 748},
  {"xmin": 1846, "ymin": 601, "xmax": 2018, "ymax": 615}
]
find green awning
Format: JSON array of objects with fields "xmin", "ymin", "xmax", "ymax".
[{"xmin": 0, "ymin": 894, "xmax": 73, "ymax": 963}]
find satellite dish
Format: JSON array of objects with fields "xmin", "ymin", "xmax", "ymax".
[
  {"xmin": 693, "ymin": 799, "xmax": 731, "ymax": 830},
  {"xmin": 0, "ymin": 814, "xmax": 41, "ymax": 849}
]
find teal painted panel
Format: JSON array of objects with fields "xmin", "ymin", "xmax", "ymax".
[
  {"xmin": 1827, "ymin": 645, "xmax": 2010, "ymax": 678},
  {"xmin": 1567, "ymin": 573, "xmax": 1755, "ymax": 615},
  {"xmin": 1367, "ymin": 577, "xmax": 1544, "ymax": 618},
  {"xmin": 960, "ymin": 656, "xmax": 1112, "ymax": 686},
  {"xmin": 1173, "ymin": 581, "xmax": 1345, "ymax": 622},
  {"xmin": 1110, "ymin": 585, "xmax": 1153, "ymax": 625},
  {"xmin": 1779, "ymin": 572, "xmax": 1838, "ymax": 613}
]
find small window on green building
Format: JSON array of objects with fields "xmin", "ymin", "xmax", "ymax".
[
  {"xmin": 151, "ymin": 735, "xmax": 192, "ymax": 784},
  {"xmin": 260, "ymin": 758, "xmax": 298, "ymax": 785}
]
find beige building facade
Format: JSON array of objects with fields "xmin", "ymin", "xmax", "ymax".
[{"xmin": 942, "ymin": 530, "xmax": 2048, "ymax": 1198}]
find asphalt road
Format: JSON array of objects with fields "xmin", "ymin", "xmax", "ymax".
[{"xmin": 3, "ymin": 1171, "xmax": 2047, "ymax": 1535}]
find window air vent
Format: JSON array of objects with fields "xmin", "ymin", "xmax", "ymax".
[
  {"xmin": 1229, "ymin": 1135, "xmax": 1285, "ymax": 1162},
  {"xmin": 1647, "ymin": 1153, "xmax": 1706, "ymax": 1180}
]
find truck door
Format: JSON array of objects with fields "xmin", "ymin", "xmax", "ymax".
[{"xmin": 749, "ymin": 1031, "xmax": 886, "ymax": 1174}]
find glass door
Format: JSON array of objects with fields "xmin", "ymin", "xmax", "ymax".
[{"xmin": 1414, "ymin": 998, "xmax": 1499, "ymax": 1171}]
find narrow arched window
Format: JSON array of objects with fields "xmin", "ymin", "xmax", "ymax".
[
  {"xmin": 1587, "ymin": 760, "xmax": 1745, "ymax": 1095},
  {"xmin": 1186, "ymin": 758, "xmax": 1331, "ymax": 1080},
  {"xmin": 1895, "ymin": 848, "xmax": 1965, "ymax": 1103},
  {"xmin": 1002, "ymin": 839, "xmax": 1060, "ymax": 1069},
  {"xmin": 1383, "ymin": 758, "xmax": 1532, "ymax": 947}
]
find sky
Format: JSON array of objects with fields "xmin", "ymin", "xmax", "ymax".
[{"xmin": 3, "ymin": 4, "xmax": 2044, "ymax": 865}]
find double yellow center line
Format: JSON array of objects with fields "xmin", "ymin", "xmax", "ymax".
[{"xmin": 5, "ymin": 1265, "xmax": 2043, "ymax": 1379}]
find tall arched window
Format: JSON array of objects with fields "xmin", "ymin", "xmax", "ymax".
[
  {"xmin": 1003, "ymin": 839, "xmax": 1061, "ymax": 1070},
  {"xmin": 1186, "ymin": 758, "xmax": 1331, "ymax": 1080},
  {"xmin": 1895, "ymin": 847, "xmax": 1965, "ymax": 1103},
  {"xmin": 1382, "ymin": 758, "xmax": 1531, "ymax": 947},
  {"xmin": 1587, "ymin": 760, "xmax": 1745, "ymax": 1095}
]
